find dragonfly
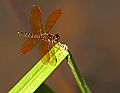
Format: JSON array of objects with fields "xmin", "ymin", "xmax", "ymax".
[{"xmin": 18, "ymin": 5, "xmax": 62, "ymax": 64}]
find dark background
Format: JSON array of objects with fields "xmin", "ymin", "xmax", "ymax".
[{"xmin": 0, "ymin": 0, "xmax": 120, "ymax": 93}]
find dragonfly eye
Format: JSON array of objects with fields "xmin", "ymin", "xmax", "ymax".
[{"xmin": 53, "ymin": 34, "xmax": 60, "ymax": 41}]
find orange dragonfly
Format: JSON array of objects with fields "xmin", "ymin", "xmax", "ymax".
[{"xmin": 18, "ymin": 5, "xmax": 62, "ymax": 64}]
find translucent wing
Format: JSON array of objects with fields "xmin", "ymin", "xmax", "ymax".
[
  {"xmin": 20, "ymin": 38, "xmax": 39, "ymax": 54},
  {"xmin": 39, "ymin": 40, "xmax": 50, "ymax": 64},
  {"xmin": 49, "ymin": 41, "xmax": 58, "ymax": 65},
  {"xmin": 45, "ymin": 9, "xmax": 62, "ymax": 33},
  {"xmin": 30, "ymin": 5, "xmax": 44, "ymax": 34},
  {"xmin": 39, "ymin": 41, "xmax": 58, "ymax": 65},
  {"xmin": 20, "ymin": 5, "xmax": 43, "ymax": 54}
]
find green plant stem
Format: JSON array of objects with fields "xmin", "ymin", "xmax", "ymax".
[
  {"xmin": 67, "ymin": 50, "xmax": 91, "ymax": 93},
  {"xmin": 8, "ymin": 42, "xmax": 69, "ymax": 93}
]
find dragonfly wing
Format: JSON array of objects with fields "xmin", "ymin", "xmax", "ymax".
[
  {"xmin": 20, "ymin": 5, "xmax": 43, "ymax": 54},
  {"xmin": 20, "ymin": 38, "xmax": 39, "ymax": 54},
  {"xmin": 49, "ymin": 41, "xmax": 59, "ymax": 65},
  {"xmin": 30, "ymin": 5, "xmax": 44, "ymax": 34},
  {"xmin": 45, "ymin": 9, "xmax": 62, "ymax": 33},
  {"xmin": 39, "ymin": 40, "xmax": 50, "ymax": 64}
]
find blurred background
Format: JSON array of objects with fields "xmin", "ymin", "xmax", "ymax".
[{"xmin": 0, "ymin": 0, "xmax": 120, "ymax": 93}]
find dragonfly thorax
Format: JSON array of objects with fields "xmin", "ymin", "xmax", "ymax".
[
  {"xmin": 41, "ymin": 33, "xmax": 60, "ymax": 42},
  {"xmin": 41, "ymin": 33, "xmax": 53, "ymax": 41}
]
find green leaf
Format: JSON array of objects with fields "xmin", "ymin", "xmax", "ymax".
[
  {"xmin": 67, "ymin": 50, "xmax": 91, "ymax": 93},
  {"xmin": 9, "ymin": 42, "xmax": 69, "ymax": 93}
]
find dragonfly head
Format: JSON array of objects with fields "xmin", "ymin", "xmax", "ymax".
[{"xmin": 53, "ymin": 34, "xmax": 60, "ymax": 42}]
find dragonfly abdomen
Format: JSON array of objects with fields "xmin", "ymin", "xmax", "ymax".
[
  {"xmin": 18, "ymin": 31, "xmax": 41, "ymax": 39},
  {"xmin": 18, "ymin": 31, "xmax": 53, "ymax": 42}
]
